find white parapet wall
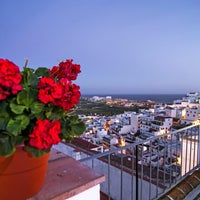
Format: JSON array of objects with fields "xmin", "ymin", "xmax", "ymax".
[{"xmin": 67, "ymin": 185, "xmax": 100, "ymax": 200}]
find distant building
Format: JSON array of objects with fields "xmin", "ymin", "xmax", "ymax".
[
  {"xmin": 130, "ymin": 113, "xmax": 143, "ymax": 133},
  {"xmin": 174, "ymin": 92, "xmax": 200, "ymax": 104},
  {"xmin": 140, "ymin": 114, "xmax": 154, "ymax": 134},
  {"xmin": 151, "ymin": 116, "xmax": 173, "ymax": 136},
  {"xmin": 105, "ymin": 96, "xmax": 112, "ymax": 102},
  {"xmin": 102, "ymin": 135, "xmax": 118, "ymax": 149},
  {"xmin": 183, "ymin": 92, "xmax": 200, "ymax": 103},
  {"xmin": 181, "ymin": 106, "xmax": 200, "ymax": 125},
  {"xmin": 90, "ymin": 96, "xmax": 105, "ymax": 102},
  {"xmin": 165, "ymin": 106, "xmax": 177, "ymax": 118}
]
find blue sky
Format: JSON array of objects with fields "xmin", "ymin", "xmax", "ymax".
[{"xmin": 1, "ymin": 0, "xmax": 200, "ymax": 95}]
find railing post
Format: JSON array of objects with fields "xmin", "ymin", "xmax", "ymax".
[
  {"xmin": 198, "ymin": 124, "xmax": 200, "ymax": 166},
  {"xmin": 136, "ymin": 145, "xmax": 139, "ymax": 200}
]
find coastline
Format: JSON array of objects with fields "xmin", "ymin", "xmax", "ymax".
[{"xmin": 81, "ymin": 94, "xmax": 185, "ymax": 104}]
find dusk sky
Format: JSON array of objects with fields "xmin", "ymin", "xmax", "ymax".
[{"xmin": 1, "ymin": 0, "xmax": 200, "ymax": 95}]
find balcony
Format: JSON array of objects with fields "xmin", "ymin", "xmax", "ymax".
[
  {"xmin": 30, "ymin": 124, "xmax": 200, "ymax": 199},
  {"xmin": 53, "ymin": 123, "xmax": 200, "ymax": 200}
]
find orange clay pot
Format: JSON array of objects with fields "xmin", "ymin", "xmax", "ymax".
[{"xmin": 0, "ymin": 145, "xmax": 50, "ymax": 200}]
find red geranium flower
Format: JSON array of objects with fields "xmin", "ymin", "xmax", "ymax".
[
  {"xmin": 52, "ymin": 79, "xmax": 81, "ymax": 111},
  {"xmin": 0, "ymin": 59, "xmax": 22, "ymax": 100},
  {"xmin": 38, "ymin": 77, "xmax": 63, "ymax": 104},
  {"xmin": 0, "ymin": 87, "xmax": 10, "ymax": 100},
  {"xmin": 38, "ymin": 76, "xmax": 81, "ymax": 111},
  {"xmin": 29, "ymin": 119, "xmax": 61, "ymax": 149},
  {"xmin": 50, "ymin": 59, "xmax": 81, "ymax": 81}
]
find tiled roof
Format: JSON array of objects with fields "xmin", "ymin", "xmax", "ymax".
[
  {"xmin": 160, "ymin": 169, "xmax": 200, "ymax": 200},
  {"xmin": 72, "ymin": 137, "xmax": 99, "ymax": 150}
]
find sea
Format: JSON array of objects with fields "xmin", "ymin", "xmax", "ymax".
[{"xmin": 81, "ymin": 94, "xmax": 185, "ymax": 104}]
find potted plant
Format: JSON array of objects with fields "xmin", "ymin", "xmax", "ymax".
[{"xmin": 0, "ymin": 58, "xmax": 86, "ymax": 199}]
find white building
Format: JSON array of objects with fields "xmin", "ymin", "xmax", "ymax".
[
  {"xmin": 181, "ymin": 106, "xmax": 200, "ymax": 125},
  {"xmin": 165, "ymin": 106, "xmax": 186, "ymax": 119},
  {"xmin": 140, "ymin": 114, "xmax": 154, "ymax": 134},
  {"xmin": 165, "ymin": 106, "xmax": 177, "ymax": 118},
  {"xmin": 130, "ymin": 113, "xmax": 143, "ymax": 133},
  {"xmin": 182, "ymin": 92, "xmax": 200, "ymax": 103},
  {"xmin": 151, "ymin": 116, "xmax": 173, "ymax": 136},
  {"xmin": 90, "ymin": 96, "xmax": 105, "ymax": 102}
]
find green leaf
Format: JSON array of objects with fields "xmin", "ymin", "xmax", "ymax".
[
  {"xmin": 29, "ymin": 71, "xmax": 39, "ymax": 87},
  {"xmin": 17, "ymin": 89, "xmax": 35, "ymax": 107},
  {"xmin": 35, "ymin": 67, "xmax": 50, "ymax": 77},
  {"xmin": 11, "ymin": 135, "xmax": 26, "ymax": 146},
  {"xmin": 71, "ymin": 121, "xmax": 86, "ymax": 135},
  {"xmin": 10, "ymin": 101, "xmax": 26, "ymax": 114},
  {"xmin": 69, "ymin": 115, "xmax": 86, "ymax": 135},
  {"xmin": 46, "ymin": 108, "xmax": 65, "ymax": 120},
  {"xmin": 0, "ymin": 101, "xmax": 9, "ymax": 117},
  {"xmin": 26, "ymin": 145, "xmax": 50, "ymax": 157},
  {"xmin": 6, "ymin": 115, "xmax": 30, "ymax": 136},
  {"xmin": 0, "ymin": 135, "xmax": 15, "ymax": 157},
  {"xmin": 61, "ymin": 115, "xmax": 86, "ymax": 141},
  {"xmin": 0, "ymin": 118, "xmax": 9, "ymax": 130},
  {"xmin": 30, "ymin": 102, "xmax": 44, "ymax": 114},
  {"xmin": 21, "ymin": 67, "xmax": 39, "ymax": 87}
]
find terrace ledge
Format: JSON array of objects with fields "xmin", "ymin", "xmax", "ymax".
[{"xmin": 28, "ymin": 148, "xmax": 105, "ymax": 200}]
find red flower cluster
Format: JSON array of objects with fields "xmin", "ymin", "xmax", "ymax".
[
  {"xmin": 0, "ymin": 59, "xmax": 22, "ymax": 100},
  {"xmin": 29, "ymin": 119, "xmax": 61, "ymax": 149},
  {"xmin": 38, "ymin": 60, "xmax": 81, "ymax": 111},
  {"xmin": 0, "ymin": 57, "xmax": 83, "ymax": 156},
  {"xmin": 50, "ymin": 59, "xmax": 81, "ymax": 81}
]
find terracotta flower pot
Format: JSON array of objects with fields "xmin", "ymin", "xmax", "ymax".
[{"xmin": 0, "ymin": 145, "xmax": 50, "ymax": 200}]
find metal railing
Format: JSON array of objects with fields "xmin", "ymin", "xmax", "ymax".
[{"xmin": 77, "ymin": 124, "xmax": 200, "ymax": 200}]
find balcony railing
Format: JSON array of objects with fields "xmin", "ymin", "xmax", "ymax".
[{"xmin": 57, "ymin": 123, "xmax": 200, "ymax": 200}]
